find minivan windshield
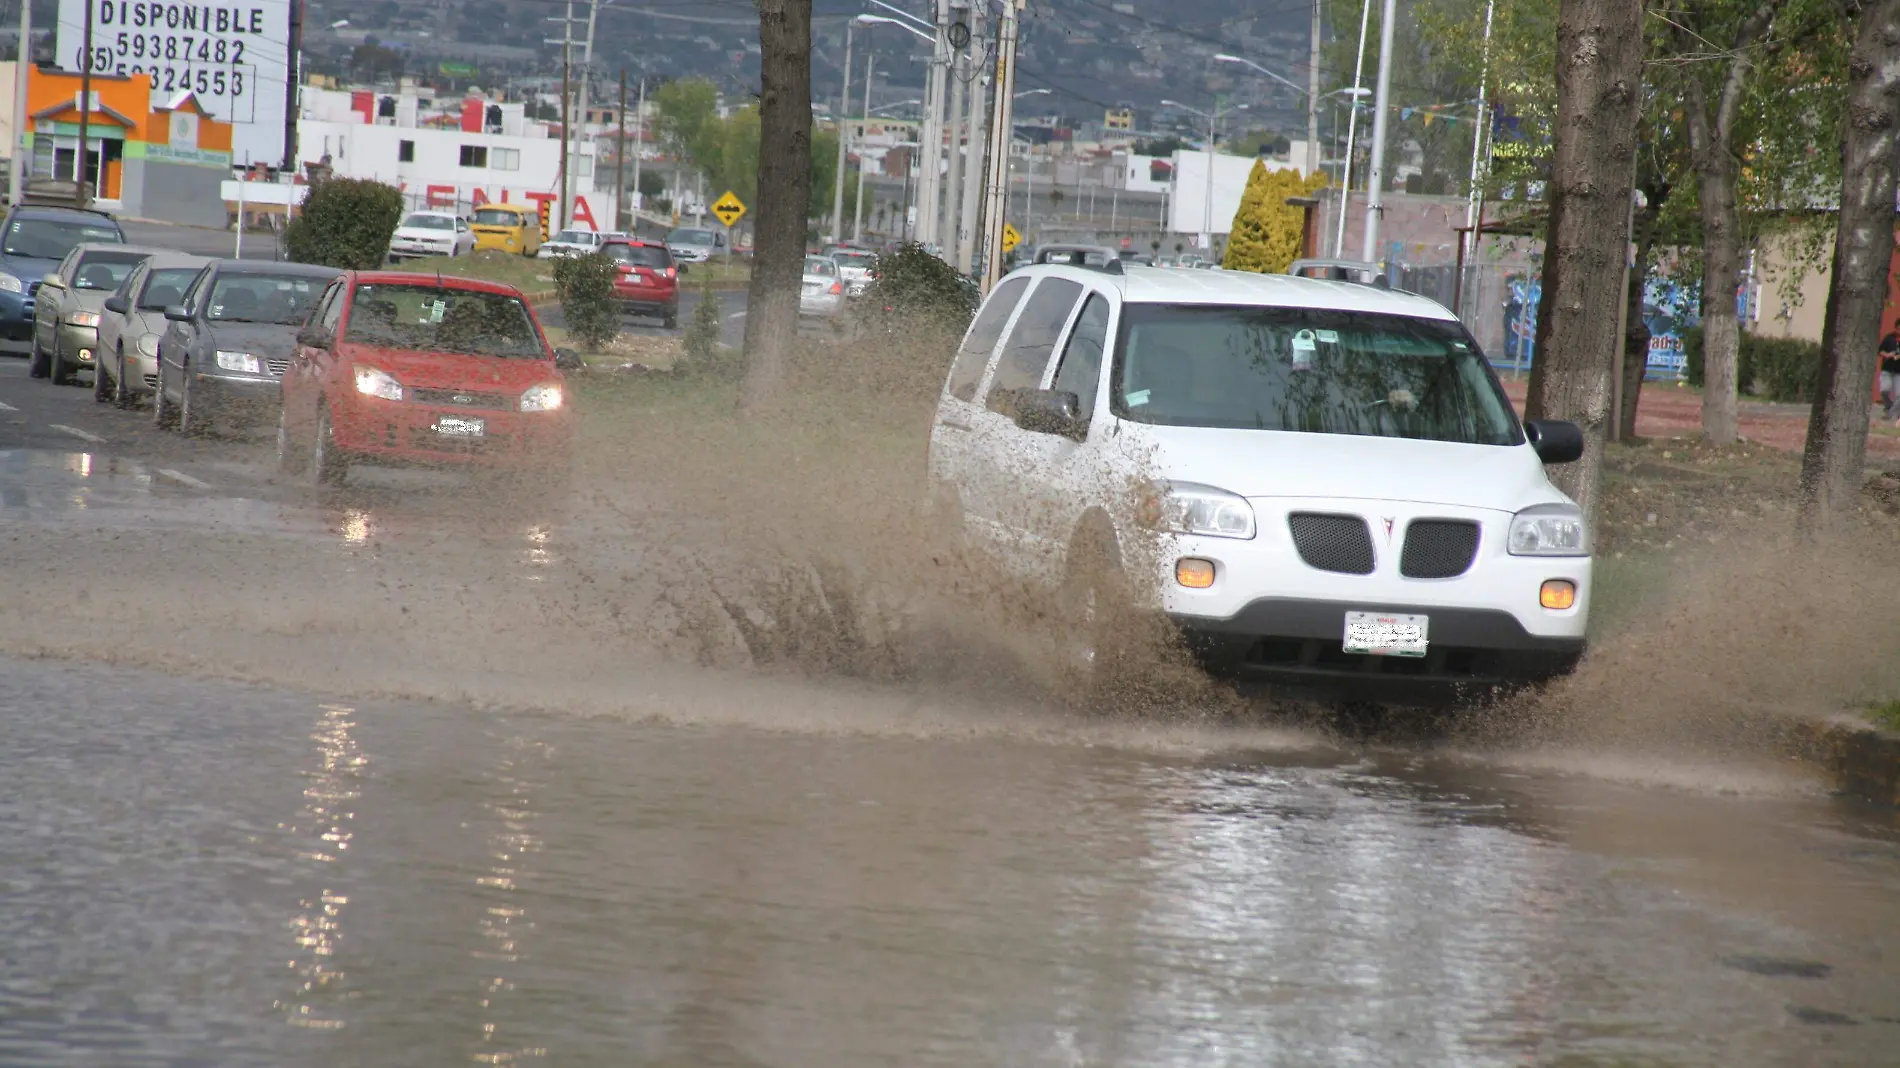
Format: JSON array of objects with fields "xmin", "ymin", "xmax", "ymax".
[
  {"xmin": 402, "ymin": 214, "xmax": 456, "ymax": 230},
  {"xmin": 5, "ymin": 218, "xmax": 122, "ymax": 260},
  {"xmin": 1111, "ymin": 304, "xmax": 1521, "ymax": 446},
  {"xmin": 471, "ymin": 208, "xmax": 522, "ymax": 227}
]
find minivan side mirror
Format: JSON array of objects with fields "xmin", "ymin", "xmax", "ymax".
[
  {"xmin": 103, "ymin": 294, "xmax": 129, "ymax": 314},
  {"xmin": 1012, "ymin": 388, "xmax": 1086, "ymax": 439},
  {"xmin": 553, "ymin": 347, "xmax": 584, "ymax": 371},
  {"xmin": 163, "ymin": 304, "xmax": 191, "ymax": 322},
  {"xmin": 296, "ymin": 325, "xmax": 332, "ymax": 349},
  {"xmin": 41, "ymin": 273, "xmax": 62, "ymax": 288},
  {"xmin": 1525, "ymin": 419, "xmax": 1585, "ymax": 464}
]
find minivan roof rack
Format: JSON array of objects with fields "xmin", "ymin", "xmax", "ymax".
[
  {"xmin": 1031, "ymin": 244, "xmax": 1125, "ymax": 274},
  {"xmin": 1286, "ymin": 258, "xmax": 1389, "ymax": 288}
]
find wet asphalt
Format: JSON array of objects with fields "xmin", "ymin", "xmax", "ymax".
[{"xmin": 3, "ymin": 310, "xmax": 1900, "ymax": 1064}]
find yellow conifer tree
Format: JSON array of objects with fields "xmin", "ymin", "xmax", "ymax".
[{"xmin": 1222, "ymin": 162, "xmax": 1331, "ymax": 274}]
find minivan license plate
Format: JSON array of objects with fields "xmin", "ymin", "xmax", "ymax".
[
  {"xmin": 434, "ymin": 416, "xmax": 485, "ymax": 437},
  {"xmin": 1344, "ymin": 611, "xmax": 1428, "ymax": 657}
]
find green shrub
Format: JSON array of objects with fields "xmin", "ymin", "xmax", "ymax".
[
  {"xmin": 552, "ymin": 251, "xmax": 620, "ymax": 349},
  {"xmin": 863, "ymin": 242, "xmax": 978, "ymax": 336},
  {"xmin": 285, "ymin": 177, "xmax": 405, "ymax": 269},
  {"xmin": 1680, "ymin": 324, "xmax": 1823, "ymax": 402},
  {"xmin": 680, "ymin": 280, "xmax": 737, "ymax": 377}
]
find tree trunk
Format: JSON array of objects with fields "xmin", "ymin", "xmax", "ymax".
[
  {"xmin": 1618, "ymin": 186, "xmax": 1665, "ymax": 440},
  {"xmin": 1693, "ymin": 146, "xmax": 1745, "ymax": 444},
  {"xmin": 1523, "ymin": 0, "xmax": 1644, "ymax": 528},
  {"xmin": 739, "ymin": 0, "xmax": 813, "ymax": 411},
  {"xmin": 1799, "ymin": 0, "xmax": 1900, "ymax": 519}
]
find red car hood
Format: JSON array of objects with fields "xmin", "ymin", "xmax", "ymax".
[{"xmin": 341, "ymin": 345, "xmax": 561, "ymax": 393}]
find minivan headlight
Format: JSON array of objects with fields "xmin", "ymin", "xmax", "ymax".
[
  {"xmin": 0, "ymin": 272, "xmax": 21, "ymax": 294},
  {"xmin": 1508, "ymin": 503, "xmax": 1589, "ymax": 556},
  {"xmin": 1136, "ymin": 481, "xmax": 1257, "ymax": 540}
]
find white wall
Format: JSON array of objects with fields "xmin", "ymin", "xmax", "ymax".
[{"xmin": 1166, "ymin": 150, "xmax": 1303, "ymax": 237}]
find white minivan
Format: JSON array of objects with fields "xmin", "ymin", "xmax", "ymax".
[{"xmin": 926, "ymin": 263, "xmax": 1592, "ymax": 699}]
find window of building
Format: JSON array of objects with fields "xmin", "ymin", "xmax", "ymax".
[
  {"xmin": 491, "ymin": 148, "xmax": 520, "ymax": 171},
  {"xmin": 398, "ymin": 140, "xmax": 414, "ymax": 162},
  {"xmin": 459, "ymin": 145, "xmax": 488, "ymax": 168},
  {"xmin": 575, "ymin": 155, "xmax": 593, "ymax": 177}
]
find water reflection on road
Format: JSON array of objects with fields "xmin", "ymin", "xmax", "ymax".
[{"xmin": 2, "ymin": 654, "xmax": 1897, "ymax": 1067}]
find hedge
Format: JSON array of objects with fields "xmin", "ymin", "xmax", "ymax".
[
  {"xmin": 1680, "ymin": 325, "xmax": 1824, "ymax": 403},
  {"xmin": 285, "ymin": 177, "xmax": 405, "ymax": 270}
]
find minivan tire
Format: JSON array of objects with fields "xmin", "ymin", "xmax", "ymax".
[{"xmin": 313, "ymin": 407, "xmax": 348, "ymax": 486}]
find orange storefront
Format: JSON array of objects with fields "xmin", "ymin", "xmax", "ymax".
[{"xmin": 22, "ymin": 66, "xmax": 232, "ymax": 214}]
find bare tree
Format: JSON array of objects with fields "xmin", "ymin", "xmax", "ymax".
[
  {"xmin": 1524, "ymin": 0, "xmax": 1645, "ymax": 524},
  {"xmin": 1674, "ymin": 1, "xmax": 1784, "ymax": 444},
  {"xmin": 740, "ymin": 0, "xmax": 814, "ymax": 410},
  {"xmin": 1799, "ymin": 0, "xmax": 1900, "ymax": 518}
]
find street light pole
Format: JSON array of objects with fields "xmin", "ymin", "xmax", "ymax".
[
  {"xmin": 1361, "ymin": 0, "xmax": 1398, "ymax": 265},
  {"xmin": 979, "ymin": 0, "xmax": 1023, "ymax": 292},
  {"xmin": 8, "ymin": 0, "xmax": 28, "ymax": 204},
  {"xmin": 854, "ymin": 54, "xmax": 875, "ymax": 242}
]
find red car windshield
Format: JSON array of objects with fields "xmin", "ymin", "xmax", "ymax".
[{"xmin": 343, "ymin": 283, "xmax": 546, "ymax": 360}]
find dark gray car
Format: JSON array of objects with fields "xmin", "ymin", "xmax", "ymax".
[{"xmin": 153, "ymin": 260, "xmax": 344, "ymax": 436}]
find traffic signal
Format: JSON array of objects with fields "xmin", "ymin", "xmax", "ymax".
[{"xmin": 538, "ymin": 199, "xmax": 551, "ymax": 242}]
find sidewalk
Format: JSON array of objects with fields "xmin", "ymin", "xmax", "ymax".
[{"xmin": 1497, "ymin": 377, "xmax": 1900, "ymax": 463}]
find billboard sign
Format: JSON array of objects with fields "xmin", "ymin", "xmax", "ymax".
[{"xmin": 57, "ymin": 0, "xmax": 291, "ymax": 165}]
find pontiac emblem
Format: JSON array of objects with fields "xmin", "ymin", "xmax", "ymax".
[{"xmin": 1381, "ymin": 517, "xmax": 1396, "ymax": 543}]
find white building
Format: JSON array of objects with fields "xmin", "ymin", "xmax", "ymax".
[
  {"xmin": 1165, "ymin": 149, "xmax": 1307, "ymax": 241},
  {"xmin": 297, "ymin": 86, "xmax": 616, "ymax": 231}
]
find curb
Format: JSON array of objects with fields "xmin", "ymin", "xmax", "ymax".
[{"xmin": 1782, "ymin": 718, "xmax": 1900, "ymax": 806}]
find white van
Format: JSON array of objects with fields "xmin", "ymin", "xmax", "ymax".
[{"xmin": 925, "ymin": 263, "xmax": 1592, "ymax": 699}]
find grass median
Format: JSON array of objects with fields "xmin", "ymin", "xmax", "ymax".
[{"xmin": 388, "ymin": 249, "xmax": 557, "ymax": 296}]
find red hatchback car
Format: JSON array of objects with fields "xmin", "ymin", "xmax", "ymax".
[
  {"xmin": 276, "ymin": 272, "xmax": 582, "ymax": 485},
  {"xmin": 602, "ymin": 239, "xmax": 679, "ymax": 328}
]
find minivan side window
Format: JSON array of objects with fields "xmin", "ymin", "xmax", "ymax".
[
  {"xmin": 1051, "ymin": 292, "xmax": 1111, "ymax": 412},
  {"xmin": 945, "ymin": 275, "xmax": 1030, "ymax": 402},
  {"xmin": 985, "ymin": 277, "xmax": 1084, "ymax": 415}
]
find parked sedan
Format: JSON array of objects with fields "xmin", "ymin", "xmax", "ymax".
[
  {"xmin": 94, "ymin": 252, "xmax": 209, "ymax": 408},
  {"xmin": 153, "ymin": 260, "xmax": 345, "ymax": 435},
  {"xmin": 277, "ymin": 272, "xmax": 582, "ymax": 486},
  {"xmin": 799, "ymin": 255, "xmax": 845, "ymax": 318},
  {"xmin": 386, "ymin": 211, "xmax": 474, "ymax": 261},
  {"xmin": 537, "ymin": 228, "xmax": 601, "ymax": 259},
  {"xmin": 29, "ymin": 243, "xmax": 159, "ymax": 384}
]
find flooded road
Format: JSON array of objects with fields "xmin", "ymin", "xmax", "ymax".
[{"xmin": 4, "ymin": 359, "xmax": 1900, "ymax": 1066}]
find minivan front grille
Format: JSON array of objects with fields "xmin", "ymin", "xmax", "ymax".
[
  {"xmin": 266, "ymin": 358, "xmax": 290, "ymax": 378},
  {"xmin": 1400, "ymin": 520, "xmax": 1480, "ymax": 579},
  {"xmin": 1287, "ymin": 513, "xmax": 1375, "ymax": 575}
]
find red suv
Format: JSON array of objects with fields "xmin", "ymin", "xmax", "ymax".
[
  {"xmin": 276, "ymin": 272, "xmax": 582, "ymax": 485},
  {"xmin": 602, "ymin": 239, "xmax": 679, "ymax": 328}
]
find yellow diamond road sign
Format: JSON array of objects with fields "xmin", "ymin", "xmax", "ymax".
[
  {"xmin": 711, "ymin": 190, "xmax": 747, "ymax": 228},
  {"xmin": 1001, "ymin": 223, "xmax": 1021, "ymax": 253}
]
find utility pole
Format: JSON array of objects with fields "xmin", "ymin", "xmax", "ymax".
[
  {"xmin": 979, "ymin": 0, "xmax": 1022, "ymax": 292},
  {"xmin": 631, "ymin": 75, "xmax": 646, "ymax": 226},
  {"xmin": 916, "ymin": 0, "xmax": 950, "ymax": 249},
  {"xmin": 614, "ymin": 69, "xmax": 628, "ymax": 231},
  {"xmin": 831, "ymin": 17, "xmax": 858, "ymax": 244},
  {"xmin": 8, "ymin": 0, "xmax": 29, "ymax": 204},
  {"xmin": 1306, "ymin": 0, "xmax": 1321, "ymax": 177},
  {"xmin": 1361, "ymin": 0, "xmax": 1397, "ymax": 265},
  {"xmin": 853, "ymin": 54, "xmax": 874, "ymax": 241},
  {"xmin": 955, "ymin": 15, "xmax": 988, "ymax": 275},
  {"xmin": 575, "ymin": 0, "xmax": 599, "ymax": 224},
  {"xmin": 559, "ymin": 20, "xmax": 572, "ymax": 228},
  {"xmin": 76, "ymin": 0, "xmax": 94, "ymax": 206},
  {"xmin": 938, "ymin": 2, "xmax": 968, "ymax": 256}
]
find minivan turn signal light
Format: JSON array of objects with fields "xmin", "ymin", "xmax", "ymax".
[
  {"xmin": 1540, "ymin": 580, "xmax": 1576, "ymax": 610},
  {"xmin": 1176, "ymin": 558, "xmax": 1216, "ymax": 589}
]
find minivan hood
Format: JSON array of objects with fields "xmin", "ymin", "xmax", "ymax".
[
  {"xmin": 1124, "ymin": 423, "xmax": 1569, "ymax": 513},
  {"xmin": 2, "ymin": 255, "xmax": 58, "ymax": 284},
  {"xmin": 341, "ymin": 345, "xmax": 558, "ymax": 392}
]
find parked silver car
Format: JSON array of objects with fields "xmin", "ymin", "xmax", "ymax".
[{"xmin": 94, "ymin": 251, "xmax": 209, "ymax": 408}]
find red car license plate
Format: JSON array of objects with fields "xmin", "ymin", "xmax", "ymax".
[{"xmin": 434, "ymin": 415, "xmax": 485, "ymax": 437}]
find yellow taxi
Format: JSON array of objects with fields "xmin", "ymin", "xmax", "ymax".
[{"xmin": 469, "ymin": 204, "xmax": 544, "ymax": 257}]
